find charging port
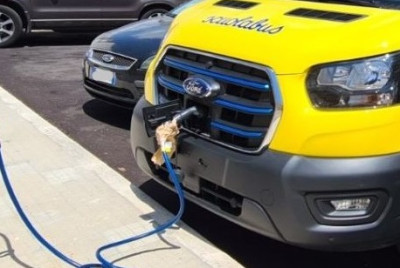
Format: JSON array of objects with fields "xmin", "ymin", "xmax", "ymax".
[{"xmin": 143, "ymin": 100, "xmax": 180, "ymax": 136}]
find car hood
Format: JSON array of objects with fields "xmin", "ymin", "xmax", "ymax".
[
  {"xmin": 164, "ymin": 0, "xmax": 400, "ymax": 74},
  {"xmin": 91, "ymin": 16, "xmax": 173, "ymax": 63}
]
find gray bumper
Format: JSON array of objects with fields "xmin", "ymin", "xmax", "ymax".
[{"xmin": 131, "ymin": 97, "xmax": 400, "ymax": 251}]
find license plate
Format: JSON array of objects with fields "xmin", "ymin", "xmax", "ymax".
[{"xmin": 89, "ymin": 67, "xmax": 116, "ymax": 85}]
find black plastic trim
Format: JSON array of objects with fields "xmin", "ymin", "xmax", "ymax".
[
  {"xmin": 214, "ymin": 0, "xmax": 259, "ymax": 9},
  {"xmin": 286, "ymin": 8, "xmax": 365, "ymax": 22}
]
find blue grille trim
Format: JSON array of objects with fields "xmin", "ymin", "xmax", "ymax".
[
  {"xmin": 211, "ymin": 121, "xmax": 263, "ymax": 138},
  {"xmin": 214, "ymin": 99, "xmax": 273, "ymax": 115},
  {"xmin": 158, "ymin": 75, "xmax": 272, "ymax": 115},
  {"xmin": 163, "ymin": 58, "xmax": 269, "ymax": 91},
  {"xmin": 157, "ymin": 75, "xmax": 185, "ymax": 94}
]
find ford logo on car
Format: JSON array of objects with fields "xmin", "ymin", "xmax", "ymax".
[
  {"xmin": 183, "ymin": 75, "xmax": 220, "ymax": 98},
  {"xmin": 102, "ymin": 54, "xmax": 115, "ymax": 63}
]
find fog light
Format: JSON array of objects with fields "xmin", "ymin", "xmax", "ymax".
[
  {"xmin": 330, "ymin": 198, "xmax": 371, "ymax": 211},
  {"xmin": 307, "ymin": 191, "xmax": 387, "ymax": 225}
]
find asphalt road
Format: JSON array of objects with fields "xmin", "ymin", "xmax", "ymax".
[{"xmin": 1, "ymin": 31, "xmax": 400, "ymax": 268}]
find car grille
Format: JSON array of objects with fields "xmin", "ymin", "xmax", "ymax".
[
  {"xmin": 155, "ymin": 48, "xmax": 277, "ymax": 152},
  {"xmin": 92, "ymin": 50, "xmax": 136, "ymax": 69}
]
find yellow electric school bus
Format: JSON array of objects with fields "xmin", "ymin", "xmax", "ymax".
[{"xmin": 131, "ymin": 0, "xmax": 400, "ymax": 250}]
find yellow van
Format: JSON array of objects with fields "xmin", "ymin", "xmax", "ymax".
[{"xmin": 131, "ymin": 0, "xmax": 400, "ymax": 250}]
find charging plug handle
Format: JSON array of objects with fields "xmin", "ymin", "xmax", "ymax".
[{"xmin": 173, "ymin": 107, "xmax": 200, "ymax": 124}]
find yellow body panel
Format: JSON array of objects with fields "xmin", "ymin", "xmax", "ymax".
[
  {"xmin": 271, "ymin": 74, "xmax": 400, "ymax": 157},
  {"xmin": 145, "ymin": 0, "xmax": 400, "ymax": 157}
]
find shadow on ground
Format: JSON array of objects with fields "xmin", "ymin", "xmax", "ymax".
[
  {"xmin": 0, "ymin": 233, "xmax": 35, "ymax": 268},
  {"xmin": 82, "ymin": 99, "xmax": 133, "ymax": 130},
  {"xmin": 12, "ymin": 31, "xmax": 100, "ymax": 48}
]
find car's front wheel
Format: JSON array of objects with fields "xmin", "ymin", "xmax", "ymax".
[{"xmin": 0, "ymin": 5, "xmax": 23, "ymax": 48}]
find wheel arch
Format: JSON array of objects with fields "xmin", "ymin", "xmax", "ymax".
[
  {"xmin": 139, "ymin": 2, "xmax": 174, "ymax": 19},
  {"xmin": 0, "ymin": 0, "xmax": 30, "ymax": 32}
]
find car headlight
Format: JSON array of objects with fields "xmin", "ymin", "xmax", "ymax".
[
  {"xmin": 307, "ymin": 53, "xmax": 400, "ymax": 108},
  {"xmin": 85, "ymin": 48, "xmax": 94, "ymax": 59},
  {"xmin": 140, "ymin": 55, "xmax": 155, "ymax": 70}
]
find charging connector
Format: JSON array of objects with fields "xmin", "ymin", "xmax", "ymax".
[
  {"xmin": 173, "ymin": 106, "xmax": 200, "ymax": 124},
  {"xmin": 142, "ymin": 101, "xmax": 201, "ymax": 137},
  {"xmin": 151, "ymin": 106, "xmax": 200, "ymax": 166}
]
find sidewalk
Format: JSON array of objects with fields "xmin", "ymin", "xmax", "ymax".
[{"xmin": 0, "ymin": 86, "xmax": 242, "ymax": 268}]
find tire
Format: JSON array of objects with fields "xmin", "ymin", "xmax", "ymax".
[
  {"xmin": 0, "ymin": 5, "xmax": 23, "ymax": 48},
  {"xmin": 140, "ymin": 8, "xmax": 169, "ymax": 20}
]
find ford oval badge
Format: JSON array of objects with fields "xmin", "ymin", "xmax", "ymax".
[
  {"xmin": 183, "ymin": 75, "xmax": 220, "ymax": 98},
  {"xmin": 102, "ymin": 54, "xmax": 115, "ymax": 63}
]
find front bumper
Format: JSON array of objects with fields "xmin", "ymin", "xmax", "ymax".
[
  {"xmin": 131, "ymin": 97, "xmax": 400, "ymax": 251},
  {"xmin": 83, "ymin": 58, "xmax": 144, "ymax": 108}
]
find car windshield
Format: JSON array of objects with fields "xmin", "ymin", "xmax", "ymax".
[
  {"xmin": 167, "ymin": 0, "xmax": 203, "ymax": 17},
  {"xmin": 304, "ymin": 0, "xmax": 400, "ymax": 9}
]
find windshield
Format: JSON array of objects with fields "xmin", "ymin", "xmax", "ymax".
[
  {"xmin": 306, "ymin": 0, "xmax": 400, "ymax": 9},
  {"xmin": 167, "ymin": 0, "xmax": 203, "ymax": 17}
]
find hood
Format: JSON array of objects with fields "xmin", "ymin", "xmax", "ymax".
[
  {"xmin": 164, "ymin": 0, "xmax": 400, "ymax": 74},
  {"xmin": 91, "ymin": 16, "xmax": 173, "ymax": 63}
]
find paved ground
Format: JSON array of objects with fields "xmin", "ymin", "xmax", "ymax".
[
  {"xmin": 0, "ymin": 87, "xmax": 241, "ymax": 268},
  {"xmin": 1, "ymin": 31, "xmax": 400, "ymax": 268}
]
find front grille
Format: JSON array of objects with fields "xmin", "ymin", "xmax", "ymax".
[
  {"xmin": 155, "ymin": 48, "xmax": 276, "ymax": 152},
  {"xmin": 200, "ymin": 180, "xmax": 243, "ymax": 216},
  {"xmin": 91, "ymin": 50, "xmax": 136, "ymax": 69}
]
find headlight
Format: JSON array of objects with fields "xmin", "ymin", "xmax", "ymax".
[
  {"xmin": 85, "ymin": 48, "xmax": 93, "ymax": 59},
  {"xmin": 140, "ymin": 55, "xmax": 155, "ymax": 70},
  {"xmin": 307, "ymin": 54, "xmax": 400, "ymax": 108},
  {"xmin": 83, "ymin": 49, "xmax": 93, "ymax": 76}
]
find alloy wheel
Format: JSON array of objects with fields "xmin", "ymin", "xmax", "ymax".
[{"xmin": 0, "ymin": 12, "xmax": 15, "ymax": 44}]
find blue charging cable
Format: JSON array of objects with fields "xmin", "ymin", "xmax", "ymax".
[
  {"xmin": 0, "ymin": 144, "xmax": 185, "ymax": 268},
  {"xmin": 94, "ymin": 152, "xmax": 185, "ymax": 268}
]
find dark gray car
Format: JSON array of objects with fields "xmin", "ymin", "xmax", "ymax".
[
  {"xmin": 82, "ymin": 0, "xmax": 202, "ymax": 108},
  {"xmin": 0, "ymin": 0, "xmax": 185, "ymax": 48}
]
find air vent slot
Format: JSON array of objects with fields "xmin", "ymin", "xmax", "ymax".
[
  {"xmin": 286, "ymin": 8, "xmax": 365, "ymax": 22},
  {"xmin": 215, "ymin": 0, "xmax": 259, "ymax": 9}
]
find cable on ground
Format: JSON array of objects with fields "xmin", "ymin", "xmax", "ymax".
[{"xmin": 0, "ymin": 142, "xmax": 185, "ymax": 268}]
